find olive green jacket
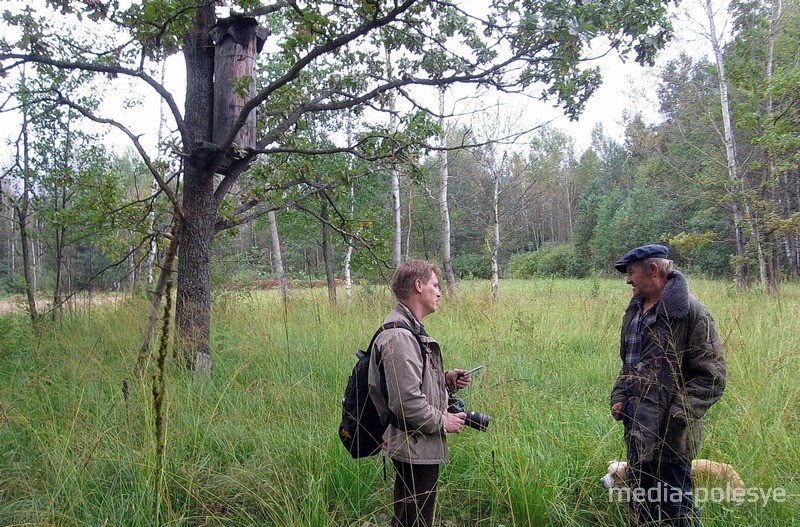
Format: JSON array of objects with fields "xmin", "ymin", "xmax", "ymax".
[{"xmin": 611, "ymin": 271, "xmax": 726, "ymax": 464}]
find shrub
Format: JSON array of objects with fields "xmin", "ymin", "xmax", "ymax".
[
  {"xmin": 507, "ymin": 243, "xmax": 586, "ymax": 279},
  {"xmin": 452, "ymin": 253, "xmax": 493, "ymax": 279}
]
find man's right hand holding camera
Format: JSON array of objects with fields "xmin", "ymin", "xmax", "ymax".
[{"xmin": 445, "ymin": 410, "xmax": 466, "ymax": 433}]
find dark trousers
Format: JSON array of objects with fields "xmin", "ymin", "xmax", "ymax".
[
  {"xmin": 627, "ymin": 459, "xmax": 699, "ymax": 527},
  {"xmin": 392, "ymin": 459, "xmax": 439, "ymax": 527}
]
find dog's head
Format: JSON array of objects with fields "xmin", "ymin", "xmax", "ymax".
[{"xmin": 600, "ymin": 460, "xmax": 628, "ymax": 489}]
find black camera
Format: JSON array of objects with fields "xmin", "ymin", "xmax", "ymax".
[{"xmin": 447, "ymin": 394, "xmax": 491, "ymax": 432}]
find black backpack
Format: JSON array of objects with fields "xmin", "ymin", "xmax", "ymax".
[{"xmin": 338, "ymin": 321, "xmax": 425, "ymax": 459}]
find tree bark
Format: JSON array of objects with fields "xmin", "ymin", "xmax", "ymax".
[
  {"xmin": 344, "ymin": 116, "xmax": 355, "ymax": 301},
  {"xmin": 438, "ymin": 89, "xmax": 457, "ymax": 297},
  {"xmin": 321, "ymin": 195, "xmax": 337, "ymax": 305},
  {"xmin": 16, "ymin": 106, "xmax": 38, "ymax": 324},
  {"xmin": 490, "ymin": 160, "xmax": 501, "ymax": 301},
  {"xmin": 344, "ymin": 183, "xmax": 355, "ymax": 302},
  {"xmin": 704, "ymin": 0, "xmax": 751, "ymax": 288},
  {"xmin": 176, "ymin": 3, "xmax": 216, "ymax": 373},
  {"xmin": 390, "ymin": 149, "xmax": 402, "ymax": 267},
  {"xmin": 268, "ymin": 210, "xmax": 287, "ymax": 298},
  {"xmin": 176, "ymin": 173, "xmax": 215, "ymax": 372},
  {"xmin": 387, "ymin": 46, "xmax": 402, "ymax": 267}
]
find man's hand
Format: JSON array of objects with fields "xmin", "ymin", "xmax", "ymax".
[
  {"xmin": 447, "ymin": 369, "xmax": 472, "ymax": 390},
  {"xmin": 611, "ymin": 401, "xmax": 625, "ymax": 421},
  {"xmin": 445, "ymin": 410, "xmax": 466, "ymax": 433}
]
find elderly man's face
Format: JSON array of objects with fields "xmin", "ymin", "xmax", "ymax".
[{"xmin": 625, "ymin": 261, "xmax": 660, "ymax": 300}]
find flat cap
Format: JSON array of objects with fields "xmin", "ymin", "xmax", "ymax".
[{"xmin": 614, "ymin": 244, "xmax": 669, "ymax": 273}]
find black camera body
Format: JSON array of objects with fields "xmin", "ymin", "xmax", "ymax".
[{"xmin": 447, "ymin": 394, "xmax": 491, "ymax": 431}]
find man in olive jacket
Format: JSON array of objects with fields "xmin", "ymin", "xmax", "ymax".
[
  {"xmin": 368, "ymin": 260, "xmax": 472, "ymax": 527},
  {"xmin": 610, "ymin": 245, "xmax": 726, "ymax": 526}
]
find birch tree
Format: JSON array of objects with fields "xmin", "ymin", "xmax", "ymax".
[
  {"xmin": 702, "ymin": 0, "xmax": 754, "ymax": 287},
  {"xmin": 437, "ymin": 88, "xmax": 457, "ymax": 296},
  {"xmin": 267, "ymin": 210, "xmax": 287, "ymax": 298}
]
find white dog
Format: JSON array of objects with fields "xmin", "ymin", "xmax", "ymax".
[{"xmin": 601, "ymin": 459, "xmax": 745, "ymax": 491}]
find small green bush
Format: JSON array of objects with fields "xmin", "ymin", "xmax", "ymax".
[
  {"xmin": 507, "ymin": 243, "xmax": 586, "ymax": 279},
  {"xmin": 453, "ymin": 253, "xmax": 493, "ymax": 279}
]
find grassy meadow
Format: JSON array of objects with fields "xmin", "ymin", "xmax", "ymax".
[{"xmin": 0, "ymin": 278, "xmax": 798, "ymax": 526}]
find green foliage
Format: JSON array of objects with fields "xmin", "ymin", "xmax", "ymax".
[
  {"xmin": 507, "ymin": 243, "xmax": 585, "ymax": 279},
  {"xmin": 452, "ymin": 253, "xmax": 492, "ymax": 279}
]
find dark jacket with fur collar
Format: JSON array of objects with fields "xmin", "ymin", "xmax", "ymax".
[{"xmin": 611, "ymin": 271, "xmax": 726, "ymax": 464}]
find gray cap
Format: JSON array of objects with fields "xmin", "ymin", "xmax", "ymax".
[{"xmin": 614, "ymin": 244, "xmax": 669, "ymax": 273}]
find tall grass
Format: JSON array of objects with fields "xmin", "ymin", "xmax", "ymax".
[{"xmin": 0, "ymin": 278, "xmax": 797, "ymax": 526}]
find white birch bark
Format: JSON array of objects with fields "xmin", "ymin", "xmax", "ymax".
[
  {"xmin": 146, "ymin": 61, "xmax": 169, "ymax": 287},
  {"xmin": 268, "ymin": 210, "xmax": 287, "ymax": 298},
  {"xmin": 490, "ymin": 155, "xmax": 502, "ymax": 300},
  {"xmin": 438, "ymin": 89, "xmax": 457, "ymax": 296},
  {"xmin": 386, "ymin": 47, "xmax": 402, "ymax": 267},
  {"xmin": 344, "ymin": 182, "xmax": 355, "ymax": 302},
  {"xmin": 343, "ymin": 116, "xmax": 355, "ymax": 301},
  {"xmin": 703, "ymin": 0, "xmax": 753, "ymax": 288}
]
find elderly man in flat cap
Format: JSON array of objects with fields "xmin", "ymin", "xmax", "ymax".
[{"xmin": 610, "ymin": 244, "xmax": 726, "ymax": 526}]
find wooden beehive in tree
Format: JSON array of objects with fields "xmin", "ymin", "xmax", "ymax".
[{"xmin": 210, "ymin": 16, "xmax": 268, "ymax": 174}]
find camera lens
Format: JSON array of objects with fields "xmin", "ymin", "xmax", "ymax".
[{"xmin": 465, "ymin": 410, "xmax": 491, "ymax": 431}]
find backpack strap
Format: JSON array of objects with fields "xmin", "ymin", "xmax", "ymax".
[{"xmin": 372, "ymin": 321, "xmax": 427, "ymax": 432}]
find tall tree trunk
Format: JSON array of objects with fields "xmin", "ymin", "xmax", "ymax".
[
  {"xmin": 704, "ymin": 0, "xmax": 751, "ymax": 288},
  {"xmin": 766, "ymin": 0, "xmax": 784, "ymax": 290},
  {"xmin": 344, "ymin": 183, "xmax": 355, "ymax": 302},
  {"xmin": 176, "ymin": 3, "xmax": 216, "ymax": 373},
  {"xmin": 438, "ymin": 89, "xmax": 457, "ymax": 297},
  {"xmin": 343, "ymin": 117, "xmax": 355, "ymax": 302},
  {"xmin": 489, "ymin": 159, "xmax": 501, "ymax": 301},
  {"xmin": 405, "ymin": 184, "xmax": 413, "ymax": 258},
  {"xmin": 390, "ymin": 146, "xmax": 402, "ymax": 266},
  {"xmin": 16, "ymin": 105, "xmax": 38, "ymax": 324},
  {"xmin": 321, "ymin": 195, "xmax": 336, "ymax": 305},
  {"xmin": 53, "ymin": 202, "xmax": 66, "ymax": 317},
  {"xmin": 176, "ymin": 172, "xmax": 215, "ymax": 372},
  {"xmin": 147, "ymin": 60, "xmax": 169, "ymax": 288},
  {"xmin": 268, "ymin": 210, "xmax": 287, "ymax": 298},
  {"xmin": 17, "ymin": 210, "xmax": 36, "ymax": 323},
  {"xmin": 387, "ymin": 46, "xmax": 402, "ymax": 267}
]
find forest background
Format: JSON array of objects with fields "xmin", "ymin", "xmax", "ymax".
[
  {"xmin": 1, "ymin": 1, "xmax": 800, "ymax": 525},
  {"xmin": 0, "ymin": 0, "xmax": 798, "ymax": 324}
]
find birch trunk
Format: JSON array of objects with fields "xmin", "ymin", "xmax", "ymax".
[
  {"xmin": 344, "ymin": 184, "xmax": 355, "ymax": 302},
  {"xmin": 343, "ymin": 117, "xmax": 355, "ymax": 301},
  {"xmin": 17, "ymin": 102, "xmax": 38, "ymax": 324},
  {"xmin": 267, "ymin": 210, "xmax": 287, "ymax": 298},
  {"xmin": 704, "ymin": 0, "xmax": 752, "ymax": 288},
  {"xmin": 438, "ymin": 89, "xmax": 457, "ymax": 297},
  {"xmin": 765, "ymin": 0, "xmax": 787, "ymax": 290},
  {"xmin": 390, "ymin": 140, "xmax": 402, "ymax": 266},
  {"xmin": 146, "ymin": 61, "xmax": 169, "ymax": 288},
  {"xmin": 387, "ymin": 47, "xmax": 402, "ymax": 267},
  {"xmin": 321, "ymin": 196, "xmax": 337, "ymax": 305},
  {"xmin": 490, "ymin": 162, "xmax": 501, "ymax": 300},
  {"xmin": 763, "ymin": 0, "xmax": 780, "ymax": 291}
]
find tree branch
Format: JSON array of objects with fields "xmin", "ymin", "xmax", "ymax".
[{"xmin": 54, "ymin": 94, "xmax": 184, "ymax": 219}]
